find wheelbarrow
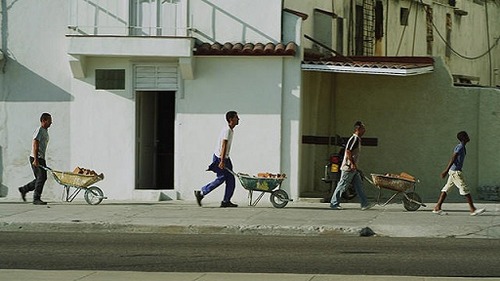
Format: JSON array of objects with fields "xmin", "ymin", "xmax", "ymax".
[
  {"xmin": 42, "ymin": 166, "xmax": 107, "ymax": 205},
  {"xmin": 364, "ymin": 173, "xmax": 426, "ymax": 211},
  {"xmin": 227, "ymin": 169, "xmax": 292, "ymax": 208}
]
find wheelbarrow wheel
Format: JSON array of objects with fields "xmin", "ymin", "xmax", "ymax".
[
  {"xmin": 403, "ymin": 192, "xmax": 422, "ymax": 211},
  {"xmin": 270, "ymin": 189, "xmax": 289, "ymax": 208},
  {"xmin": 85, "ymin": 186, "xmax": 104, "ymax": 205}
]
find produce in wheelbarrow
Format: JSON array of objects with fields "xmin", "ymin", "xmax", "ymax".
[
  {"xmin": 257, "ymin": 172, "xmax": 286, "ymax": 179},
  {"xmin": 44, "ymin": 166, "xmax": 106, "ymax": 205},
  {"xmin": 369, "ymin": 172, "xmax": 426, "ymax": 211},
  {"xmin": 227, "ymin": 168, "xmax": 291, "ymax": 208},
  {"xmin": 73, "ymin": 166, "xmax": 105, "ymax": 178}
]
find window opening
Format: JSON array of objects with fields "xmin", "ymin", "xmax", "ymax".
[
  {"xmin": 130, "ymin": 0, "xmax": 178, "ymax": 36},
  {"xmin": 426, "ymin": 6, "xmax": 433, "ymax": 55},
  {"xmin": 445, "ymin": 13, "xmax": 452, "ymax": 58},
  {"xmin": 95, "ymin": 69, "xmax": 125, "ymax": 90},
  {"xmin": 336, "ymin": 17, "xmax": 344, "ymax": 55},
  {"xmin": 400, "ymin": 8, "xmax": 409, "ymax": 26},
  {"xmin": 355, "ymin": 5, "xmax": 364, "ymax": 56},
  {"xmin": 375, "ymin": 1, "xmax": 383, "ymax": 40},
  {"xmin": 313, "ymin": 9, "xmax": 333, "ymax": 54}
]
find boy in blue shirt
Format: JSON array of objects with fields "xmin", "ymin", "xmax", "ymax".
[{"xmin": 432, "ymin": 131, "xmax": 485, "ymax": 216}]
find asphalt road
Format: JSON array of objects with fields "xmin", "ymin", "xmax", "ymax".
[{"xmin": 1, "ymin": 232, "xmax": 499, "ymax": 277}]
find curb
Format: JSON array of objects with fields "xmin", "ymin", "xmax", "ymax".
[{"xmin": 0, "ymin": 221, "xmax": 360, "ymax": 236}]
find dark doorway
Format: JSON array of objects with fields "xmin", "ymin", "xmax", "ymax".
[{"xmin": 136, "ymin": 91, "xmax": 175, "ymax": 189}]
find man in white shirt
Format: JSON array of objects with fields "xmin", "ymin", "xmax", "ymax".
[{"xmin": 195, "ymin": 111, "xmax": 239, "ymax": 207}]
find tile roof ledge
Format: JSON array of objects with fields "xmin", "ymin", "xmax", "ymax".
[{"xmin": 194, "ymin": 42, "xmax": 297, "ymax": 57}]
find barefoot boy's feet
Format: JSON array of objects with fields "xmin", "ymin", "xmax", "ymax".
[{"xmin": 432, "ymin": 209, "xmax": 448, "ymax": 215}]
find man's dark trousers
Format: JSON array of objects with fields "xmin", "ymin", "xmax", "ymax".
[{"xmin": 19, "ymin": 157, "xmax": 47, "ymax": 201}]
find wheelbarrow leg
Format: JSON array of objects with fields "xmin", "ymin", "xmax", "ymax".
[
  {"xmin": 248, "ymin": 190, "xmax": 266, "ymax": 206},
  {"xmin": 61, "ymin": 185, "xmax": 83, "ymax": 202},
  {"xmin": 377, "ymin": 188, "xmax": 401, "ymax": 207}
]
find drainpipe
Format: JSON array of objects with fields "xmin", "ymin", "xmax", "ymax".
[
  {"xmin": 485, "ymin": 0, "xmax": 492, "ymax": 86},
  {"xmin": 385, "ymin": 0, "xmax": 389, "ymax": 56},
  {"xmin": 1, "ymin": 0, "xmax": 7, "ymax": 73}
]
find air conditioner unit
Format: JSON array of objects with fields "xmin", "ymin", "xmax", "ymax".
[{"xmin": 452, "ymin": 0, "xmax": 468, "ymax": 16}]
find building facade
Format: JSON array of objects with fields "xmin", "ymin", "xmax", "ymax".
[
  {"xmin": 1, "ymin": 0, "xmax": 499, "ymax": 204},
  {"xmin": 286, "ymin": 0, "xmax": 500, "ymax": 86},
  {"xmin": 286, "ymin": 0, "xmax": 500, "ymax": 201},
  {"xmin": 0, "ymin": 0, "xmax": 302, "ymax": 203}
]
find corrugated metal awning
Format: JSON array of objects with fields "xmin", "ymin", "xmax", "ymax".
[{"xmin": 302, "ymin": 56, "xmax": 434, "ymax": 76}]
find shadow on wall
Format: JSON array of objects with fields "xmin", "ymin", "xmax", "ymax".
[
  {"xmin": 0, "ymin": 59, "xmax": 73, "ymax": 102},
  {"xmin": 0, "ymin": 146, "xmax": 7, "ymax": 197},
  {"xmin": 196, "ymin": 0, "xmax": 277, "ymax": 43}
]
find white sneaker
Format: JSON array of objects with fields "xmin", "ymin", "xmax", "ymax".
[{"xmin": 470, "ymin": 208, "xmax": 485, "ymax": 216}]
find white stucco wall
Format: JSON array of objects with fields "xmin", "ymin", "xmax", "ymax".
[
  {"xmin": 0, "ymin": 0, "xmax": 72, "ymax": 199},
  {"xmin": 2, "ymin": 53, "xmax": 301, "ymax": 204},
  {"xmin": 68, "ymin": 58, "xmax": 136, "ymax": 201},
  {"xmin": 190, "ymin": 0, "xmax": 282, "ymax": 43},
  {"xmin": 2, "ymin": 53, "xmax": 301, "ymax": 203},
  {"xmin": 1, "ymin": 0, "xmax": 302, "ymax": 204},
  {"xmin": 178, "ymin": 57, "xmax": 288, "ymax": 203}
]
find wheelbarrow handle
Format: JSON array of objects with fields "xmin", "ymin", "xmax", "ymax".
[
  {"xmin": 225, "ymin": 167, "xmax": 238, "ymax": 177},
  {"xmin": 39, "ymin": 165, "xmax": 52, "ymax": 172},
  {"xmin": 363, "ymin": 175, "xmax": 375, "ymax": 186}
]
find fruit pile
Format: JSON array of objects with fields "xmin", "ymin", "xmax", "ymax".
[
  {"xmin": 73, "ymin": 166, "xmax": 104, "ymax": 178},
  {"xmin": 257, "ymin": 172, "xmax": 286, "ymax": 179}
]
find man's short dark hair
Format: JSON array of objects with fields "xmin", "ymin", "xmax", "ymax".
[
  {"xmin": 457, "ymin": 131, "xmax": 468, "ymax": 141},
  {"xmin": 40, "ymin": 113, "xmax": 51, "ymax": 122},
  {"xmin": 226, "ymin": 111, "xmax": 238, "ymax": 122},
  {"xmin": 354, "ymin": 121, "xmax": 365, "ymax": 129}
]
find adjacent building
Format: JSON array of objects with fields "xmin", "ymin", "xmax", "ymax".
[{"xmin": 287, "ymin": 0, "xmax": 500, "ymax": 201}]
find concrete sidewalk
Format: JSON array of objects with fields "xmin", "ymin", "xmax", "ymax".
[
  {"xmin": 0, "ymin": 199, "xmax": 499, "ymax": 238},
  {"xmin": 1, "ymin": 199, "xmax": 499, "ymax": 281}
]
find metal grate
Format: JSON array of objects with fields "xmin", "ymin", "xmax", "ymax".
[{"xmin": 362, "ymin": 0, "xmax": 375, "ymax": 56}]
